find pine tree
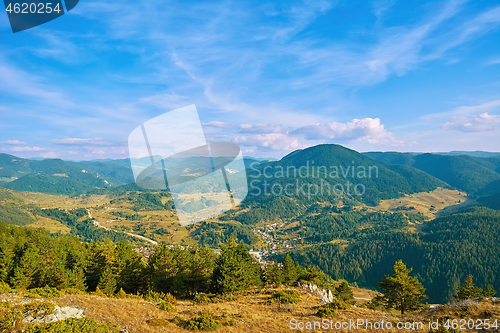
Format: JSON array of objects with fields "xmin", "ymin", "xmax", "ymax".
[
  {"xmin": 210, "ymin": 235, "xmax": 258, "ymax": 294},
  {"xmin": 282, "ymin": 254, "xmax": 297, "ymax": 286},
  {"xmin": 267, "ymin": 261, "xmax": 284, "ymax": 287},
  {"xmin": 455, "ymin": 275, "xmax": 483, "ymax": 301},
  {"xmin": 334, "ymin": 281, "xmax": 355, "ymax": 305},
  {"xmin": 11, "ymin": 249, "xmax": 40, "ymax": 290},
  {"xmin": 67, "ymin": 266, "xmax": 87, "ymax": 291},
  {"xmin": 483, "ymin": 284, "xmax": 497, "ymax": 298},
  {"xmin": 301, "ymin": 265, "xmax": 327, "ymax": 287},
  {"xmin": 97, "ymin": 265, "xmax": 117, "ymax": 296},
  {"xmin": 376, "ymin": 260, "xmax": 428, "ymax": 315}
]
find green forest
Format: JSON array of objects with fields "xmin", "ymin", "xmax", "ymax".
[
  {"xmin": 0, "ymin": 224, "xmax": 326, "ymax": 298},
  {"xmin": 273, "ymin": 207, "xmax": 500, "ymax": 303}
]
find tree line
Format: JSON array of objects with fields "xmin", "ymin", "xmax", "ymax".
[{"xmin": 0, "ymin": 223, "xmax": 329, "ymax": 298}]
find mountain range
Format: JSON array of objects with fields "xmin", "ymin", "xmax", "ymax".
[{"xmin": 1, "ymin": 145, "xmax": 500, "ymax": 200}]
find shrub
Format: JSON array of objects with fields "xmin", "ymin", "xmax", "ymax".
[
  {"xmin": 193, "ymin": 293, "xmax": 237, "ymax": 305},
  {"xmin": 158, "ymin": 301, "xmax": 176, "ymax": 312},
  {"xmin": 23, "ymin": 302, "xmax": 56, "ymax": 315},
  {"xmin": 171, "ymin": 316, "xmax": 185, "ymax": 325},
  {"xmin": 0, "ymin": 281, "xmax": 12, "ymax": 294},
  {"xmin": 363, "ymin": 297, "xmax": 385, "ymax": 311},
  {"xmin": 0, "ymin": 310, "xmax": 18, "ymax": 330},
  {"xmin": 93, "ymin": 286, "xmax": 107, "ymax": 298},
  {"xmin": 146, "ymin": 318, "xmax": 170, "ymax": 326},
  {"xmin": 143, "ymin": 290, "xmax": 177, "ymax": 305},
  {"xmin": 24, "ymin": 317, "xmax": 120, "ymax": 333},
  {"xmin": 316, "ymin": 306, "xmax": 338, "ymax": 318},
  {"xmin": 193, "ymin": 293, "xmax": 211, "ymax": 305},
  {"xmin": 116, "ymin": 288, "xmax": 128, "ymax": 298},
  {"xmin": 27, "ymin": 286, "xmax": 64, "ymax": 298},
  {"xmin": 267, "ymin": 290, "xmax": 301, "ymax": 305},
  {"xmin": 325, "ymin": 298, "xmax": 351, "ymax": 310},
  {"xmin": 185, "ymin": 311, "xmax": 222, "ymax": 331},
  {"xmin": 63, "ymin": 288, "xmax": 86, "ymax": 295}
]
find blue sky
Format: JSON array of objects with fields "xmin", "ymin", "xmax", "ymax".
[{"xmin": 0, "ymin": 0, "xmax": 499, "ymax": 159}]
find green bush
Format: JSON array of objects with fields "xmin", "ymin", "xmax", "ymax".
[
  {"xmin": 24, "ymin": 317, "xmax": 120, "ymax": 333},
  {"xmin": 27, "ymin": 285, "xmax": 64, "ymax": 298},
  {"xmin": 0, "ymin": 310, "xmax": 18, "ymax": 330},
  {"xmin": 143, "ymin": 290, "xmax": 177, "ymax": 304},
  {"xmin": 193, "ymin": 293, "xmax": 237, "ymax": 305},
  {"xmin": 267, "ymin": 290, "xmax": 301, "ymax": 305},
  {"xmin": 171, "ymin": 315, "xmax": 185, "ymax": 325},
  {"xmin": 324, "ymin": 298, "xmax": 351, "ymax": 310},
  {"xmin": 316, "ymin": 306, "xmax": 338, "ymax": 318},
  {"xmin": 158, "ymin": 301, "xmax": 176, "ymax": 312},
  {"xmin": 193, "ymin": 293, "xmax": 211, "ymax": 305},
  {"xmin": 146, "ymin": 318, "xmax": 170, "ymax": 326},
  {"xmin": 185, "ymin": 311, "xmax": 222, "ymax": 331},
  {"xmin": 63, "ymin": 287, "xmax": 86, "ymax": 295},
  {"xmin": 23, "ymin": 302, "xmax": 56, "ymax": 315},
  {"xmin": 0, "ymin": 281, "xmax": 12, "ymax": 294}
]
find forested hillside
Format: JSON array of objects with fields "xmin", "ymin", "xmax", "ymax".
[
  {"xmin": 0, "ymin": 154, "xmax": 134, "ymax": 194},
  {"xmin": 220, "ymin": 144, "xmax": 448, "ymax": 224},
  {"xmin": 365, "ymin": 152, "xmax": 500, "ymax": 194},
  {"xmin": 275, "ymin": 207, "xmax": 500, "ymax": 303}
]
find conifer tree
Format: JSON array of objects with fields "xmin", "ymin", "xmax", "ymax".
[
  {"xmin": 282, "ymin": 254, "xmax": 297, "ymax": 285},
  {"xmin": 97, "ymin": 265, "xmax": 117, "ymax": 296},
  {"xmin": 334, "ymin": 281, "xmax": 355, "ymax": 304},
  {"xmin": 455, "ymin": 275, "xmax": 483, "ymax": 301},
  {"xmin": 267, "ymin": 261, "xmax": 284, "ymax": 287},
  {"xmin": 483, "ymin": 284, "xmax": 497, "ymax": 298},
  {"xmin": 67, "ymin": 266, "xmax": 87, "ymax": 291},
  {"xmin": 210, "ymin": 235, "xmax": 258, "ymax": 294},
  {"xmin": 11, "ymin": 249, "xmax": 39, "ymax": 290},
  {"xmin": 376, "ymin": 260, "xmax": 428, "ymax": 315}
]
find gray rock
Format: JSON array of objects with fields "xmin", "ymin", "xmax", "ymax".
[{"xmin": 22, "ymin": 306, "xmax": 84, "ymax": 324}]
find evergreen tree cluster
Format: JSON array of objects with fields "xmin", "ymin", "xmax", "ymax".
[
  {"xmin": 275, "ymin": 207, "xmax": 500, "ymax": 303},
  {"xmin": 0, "ymin": 224, "xmax": 327, "ymax": 298}
]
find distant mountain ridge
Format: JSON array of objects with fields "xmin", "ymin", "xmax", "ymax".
[
  {"xmin": 364, "ymin": 152, "xmax": 500, "ymax": 194},
  {"xmin": 0, "ymin": 153, "xmax": 135, "ymax": 195},
  {"xmin": 220, "ymin": 144, "xmax": 449, "ymax": 224},
  {"xmin": 2, "ymin": 145, "xmax": 499, "ymax": 197}
]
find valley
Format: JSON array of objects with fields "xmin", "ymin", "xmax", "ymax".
[{"xmin": 1, "ymin": 144, "xmax": 499, "ymax": 331}]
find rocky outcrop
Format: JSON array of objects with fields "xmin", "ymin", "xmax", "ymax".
[
  {"xmin": 298, "ymin": 282, "xmax": 334, "ymax": 304},
  {"xmin": 22, "ymin": 306, "xmax": 84, "ymax": 324}
]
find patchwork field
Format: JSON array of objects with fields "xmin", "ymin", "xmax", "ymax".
[
  {"xmin": 371, "ymin": 188, "xmax": 467, "ymax": 218},
  {"xmin": 27, "ymin": 216, "xmax": 71, "ymax": 234}
]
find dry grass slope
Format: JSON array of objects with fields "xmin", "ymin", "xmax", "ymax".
[{"xmin": 3, "ymin": 288, "xmax": 498, "ymax": 332}]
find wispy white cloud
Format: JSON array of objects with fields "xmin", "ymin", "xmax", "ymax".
[
  {"xmin": 292, "ymin": 118, "xmax": 401, "ymax": 145},
  {"xmin": 232, "ymin": 117, "xmax": 401, "ymax": 151},
  {"xmin": 0, "ymin": 59, "xmax": 73, "ymax": 109},
  {"xmin": 442, "ymin": 112, "xmax": 500, "ymax": 132},
  {"xmin": 234, "ymin": 133, "xmax": 304, "ymax": 151},
  {"xmin": 202, "ymin": 121, "xmax": 232, "ymax": 128},
  {"xmin": 52, "ymin": 137, "xmax": 114, "ymax": 146},
  {"xmin": 239, "ymin": 124, "xmax": 284, "ymax": 133},
  {"xmin": 40, "ymin": 151, "xmax": 60, "ymax": 159},
  {"xmin": 421, "ymin": 99, "xmax": 500, "ymax": 120},
  {"xmin": 2, "ymin": 140, "xmax": 26, "ymax": 145},
  {"xmin": 5, "ymin": 146, "xmax": 46, "ymax": 152},
  {"xmin": 484, "ymin": 57, "xmax": 500, "ymax": 66}
]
